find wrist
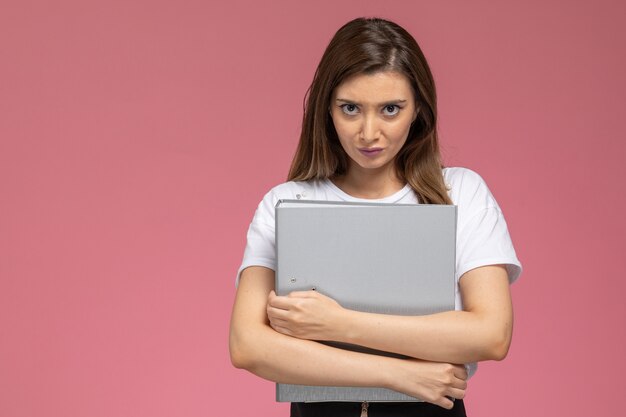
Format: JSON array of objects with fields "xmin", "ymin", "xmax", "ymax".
[
  {"xmin": 378, "ymin": 356, "xmax": 406, "ymax": 392},
  {"xmin": 331, "ymin": 307, "xmax": 357, "ymax": 343}
]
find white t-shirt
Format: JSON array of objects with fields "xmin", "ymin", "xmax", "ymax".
[{"xmin": 237, "ymin": 167, "xmax": 522, "ymax": 377}]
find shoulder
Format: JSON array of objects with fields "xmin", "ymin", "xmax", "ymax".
[
  {"xmin": 443, "ymin": 167, "xmax": 522, "ymax": 283},
  {"xmin": 261, "ymin": 180, "xmax": 328, "ymax": 203},
  {"xmin": 443, "ymin": 167, "xmax": 501, "ymax": 215},
  {"xmin": 443, "ymin": 167, "xmax": 487, "ymax": 191},
  {"xmin": 253, "ymin": 180, "xmax": 330, "ymax": 221}
]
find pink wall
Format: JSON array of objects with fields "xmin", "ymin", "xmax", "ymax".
[{"xmin": 1, "ymin": 0, "xmax": 625, "ymax": 416}]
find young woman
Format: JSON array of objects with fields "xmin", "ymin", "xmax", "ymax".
[{"xmin": 229, "ymin": 17, "xmax": 521, "ymax": 417}]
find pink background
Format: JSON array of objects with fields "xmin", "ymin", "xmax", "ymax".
[{"xmin": 1, "ymin": 0, "xmax": 625, "ymax": 416}]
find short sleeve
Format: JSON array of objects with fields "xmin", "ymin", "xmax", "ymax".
[
  {"xmin": 456, "ymin": 207, "xmax": 522, "ymax": 283},
  {"xmin": 235, "ymin": 189, "xmax": 279, "ymax": 286},
  {"xmin": 447, "ymin": 168, "xmax": 522, "ymax": 283}
]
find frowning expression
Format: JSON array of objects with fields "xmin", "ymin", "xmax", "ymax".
[{"xmin": 330, "ymin": 71, "xmax": 418, "ymax": 177}]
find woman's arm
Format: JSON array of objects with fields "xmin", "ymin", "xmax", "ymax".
[
  {"xmin": 229, "ymin": 266, "xmax": 468, "ymax": 409},
  {"xmin": 267, "ymin": 265, "xmax": 513, "ymax": 364}
]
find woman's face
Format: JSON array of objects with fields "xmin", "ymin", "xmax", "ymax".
[{"xmin": 330, "ymin": 71, "xmax": 417, "ymax": 178}]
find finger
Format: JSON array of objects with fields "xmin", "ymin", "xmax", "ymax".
[
  {"xmin": 288, "ymin": 290, "xmax": 319, "ymax": 298},
  {"xmin": 269, "ymin": 290, "xmax": 301, "ymax": 304},
  {"xmin": 434, "ymin": 396, "xmax": 454, "ymax": 410},
  {"xmin": 269, "ymin": 317, "xmax": 290, "ymax": 328},
  {"xmin": 267, "ymin": 305, "xmax": 291, "ymax": 320},
  {"xmin": 268, "ymin": 295, "xmax": 296, "ymax": 310},
  {"xmin": 270, "ymin": 322, "xmax": 293, "ymax": 336},
  {"xmin": 451, "ymin": 378, "xmax": 467, "ymax": 391},
  {"xmin": 267, "ymin": 290, "xmax": 279, "ymax": 304},
  {"xmin": 266, "ymin": 306, "xmax": 290, "ymax": 323},
  {"xmin": 447, "ymin": 387, "xmax": 466, "ymax": 400},
  {"xmin": 453, "ymin": 365, "xmax": 468, "ymax": 380},
  {"xmin": 270, "ymin": 320, "xmax": 291, "ymax": 329}
]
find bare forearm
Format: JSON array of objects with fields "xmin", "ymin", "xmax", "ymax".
[
  {"xmin": 335, "ymin": 267, "xmax": 513, "ymax": 363},
  {"xmin": 268, "ymin": 266, "xmax": 513, "ymax": 363},
  {"xmin": 230, "ymin": 323, "xmax": 468, "ymax": 408},
  {"xmin": 231, "ymin": 323, "xmax": 391, "ymax": 388},
  {"xmin": 230, "ymin": 266, "xmax": 392, "ymax": 388},
  {"xmin": 231, "ymin": 266, "xmax": 468, "ymax": 408},
  {"xmin": 339, "ymin": 309, "xmax": 510, "ymax": 363}
]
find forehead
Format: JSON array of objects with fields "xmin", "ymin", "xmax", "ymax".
[{"xmin": 332, "ymin": 71, "xmax": 414, "ymax": 102}]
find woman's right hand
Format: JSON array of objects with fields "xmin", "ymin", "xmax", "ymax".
[{"xmin": 387, "ymin": 359, "xmax": 467, "ymax": 409}]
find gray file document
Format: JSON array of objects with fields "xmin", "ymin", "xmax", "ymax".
[{"xmin": 274, "ymin": 199, "xmax": 457, "ymax": 402}]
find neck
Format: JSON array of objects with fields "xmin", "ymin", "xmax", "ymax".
[{"xmin": 332, "ymin": 166, "xmax": 405, "ymax": 199}]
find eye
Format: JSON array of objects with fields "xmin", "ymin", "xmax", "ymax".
[
  {"xmin": 340, "ymin": 104, "xmax": 359, "ymax": 115},
  {"xmin": 382, "ymin": 105, "xmax": 400, "ymax": 116}
]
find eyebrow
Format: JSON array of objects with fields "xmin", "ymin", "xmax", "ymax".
[{"xmin": 335, "ymin": 98, "xmax": 408, "ymax": 106}]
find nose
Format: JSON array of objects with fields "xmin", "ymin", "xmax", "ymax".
[{"xmin": 360, "ymin": 114, "xmax": 380, "ymax": 143}]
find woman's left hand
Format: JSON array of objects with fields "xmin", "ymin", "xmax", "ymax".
[{"xmin": 267, "ymin": 290, "xmax": 345, "ymax": 341}]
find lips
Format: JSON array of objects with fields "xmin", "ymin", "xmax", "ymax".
[{"xmin": 358, "ymin": 147, "xmax": 383, "ymax": 157}]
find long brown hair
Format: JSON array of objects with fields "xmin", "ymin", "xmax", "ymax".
[{"xmin": 288, "ymin": 17, "xmax": 452, "ymax": 205}]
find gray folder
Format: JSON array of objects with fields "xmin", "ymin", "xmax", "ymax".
[{"xmin": 275, "ymin": 199, "xmax": 457, "ymax": 402}]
